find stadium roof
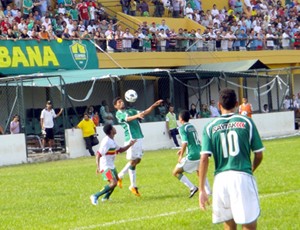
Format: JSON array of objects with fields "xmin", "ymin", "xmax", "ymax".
[
  {"xmin": 179, "ymin": 60, "xmax": 269, "ymax": 72},
  {"xmin": 1, "ymin": 67, "xmax": 271, "ymax": 87}
]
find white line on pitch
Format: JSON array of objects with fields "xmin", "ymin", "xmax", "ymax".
[{"xmin": 72, "ymin": 189, "xmax": 300, "ymax": 230}]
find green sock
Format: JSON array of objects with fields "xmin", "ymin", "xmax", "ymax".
[
  {"xmin": 177, "ymin": 173, "xmax": 183, "ymax": 180},
  {"xmin": 129, "ymin": 165, "xmax": 136, "ymax": 170},
  {"xmin": 103, "ymin": 188, "xmax": 115, "ymax": 200},
  {"xmin": 95, "ymin": 185, "xmax": 111, "ymax": 199}
]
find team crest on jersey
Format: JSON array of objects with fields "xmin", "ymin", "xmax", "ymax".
[
  {"xmin": 212, "ymin": 122, "xmax": 246, "ymax": 133},
  {"xmin": 69, "ymin": 41, "xmax": 88, "ymax": 70}
]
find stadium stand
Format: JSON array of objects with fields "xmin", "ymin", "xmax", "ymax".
[{"xmin": 0, "ymin": 0, "xmax": 300, "ymax": 52}]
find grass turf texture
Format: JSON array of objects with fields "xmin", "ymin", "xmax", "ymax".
[{"xmin": 0, "ymin": 137, "xmax": 300, "ymax": 229}]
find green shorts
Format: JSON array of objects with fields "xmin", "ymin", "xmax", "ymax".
[{"xmin": 101, "ymin": 168, "xmax": 118, "ymax": 181}]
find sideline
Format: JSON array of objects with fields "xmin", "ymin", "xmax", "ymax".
[{"xmin": 72, "ymin": 189, "xmax": 300, "ymax": 230}]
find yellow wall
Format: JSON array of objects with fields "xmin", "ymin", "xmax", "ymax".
[
  {"xmin": 117, "ymin": 13, "xmax": 205, "ymax": 32},
  {"xmin": 98, "ymin": 50, "xmax": 300, "ymax": 69}
]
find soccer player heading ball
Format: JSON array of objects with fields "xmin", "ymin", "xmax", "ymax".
[
  {"xmin": 113, "ymin": 97, "xmax": 163, "ymax": 196},
  {"xmin": 199, "ymin": 88, "xmax": 264, "ymax": 230}
]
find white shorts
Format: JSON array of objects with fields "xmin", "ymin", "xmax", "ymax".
[
  {"xmin": 125, "ymin": 138, "xmax": 143, "ymax": 160},
  {"xmin": 212, "ymin": 171, "xmax": 260, "ymax": 225},
  {"xmin": 176, "ymin": 157, "xmax": 200, "ymax": 173}
]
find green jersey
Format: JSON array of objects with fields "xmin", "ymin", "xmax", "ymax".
[
  {"xmin": 179, "ymin": 123, "xmax": 201, "ymax": 161},
  {"xmin": 23, "ymin": 0, "xmax": 33, "ymax": 15},
  {"xmin": 69, "ymin": 9, "xmax": 79, "ymax": 21},
  {"xmin": 116, "ymin": 109, "xmax": 144, "ymax": 142},
  {"xmin": 201, "ymin": 114, "xmax": 264, "ymax": 176}
]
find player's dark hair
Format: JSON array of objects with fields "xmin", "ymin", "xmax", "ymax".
[
  {"xmin": 83, "ymin": 112, "xmax": 89, "ymax": 117},
  {"xmin": 219, "ymin": 88, "xmax": 237, "ymax": 110},
  {"xmin": 113, "ymin": 97, "xmax": 121, "ymax": 105},
  {"xmin": 179, "ymin": 110, "xmax": 190, "ymax": 122},
  {"xmin": 103, "ymin": 124, "xmax": 113, "ymax": 135}
]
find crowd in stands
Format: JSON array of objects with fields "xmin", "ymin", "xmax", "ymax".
[{"xmin": 1, "ymin": 0, "xmax": 300, "ymax": 52}]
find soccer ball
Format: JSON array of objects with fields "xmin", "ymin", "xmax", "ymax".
[
  {"xmin": 241, "ymin": 111, "xmax": 248, "ymax": 116},
  {"xmin": 125, "ymin": 89, "xmax": 138, "ymax": 103}
]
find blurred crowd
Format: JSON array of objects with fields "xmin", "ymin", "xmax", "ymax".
[{"xmin": 1, "ymin": 0, "xmax": 300, "ymax": 52}]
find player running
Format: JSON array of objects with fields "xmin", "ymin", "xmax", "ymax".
[
  {"xmin": 90, "ymin": 124, "xmax": 136, "ymax": 205},
  {"xmin": 113, "ymin": 97, "xmax": 163, "ymax": 196},
  {"xmin": 173, "ymin": 110, "xmax": 211, "ymax": 198},
  {"xmin": 199, "ymin": 88, "xmax": 264, "ymax": 230}
]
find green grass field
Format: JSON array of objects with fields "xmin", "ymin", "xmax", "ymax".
[{"xmin": 1, "ymin": 137, "xmax": 300, "ymax": 230}]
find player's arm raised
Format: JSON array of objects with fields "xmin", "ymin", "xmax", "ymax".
[
  {"xmin": 142, "ymin": 99, "xmax": 164, "ymax": 116},
  {"xmin": 126, "ymin": 99, "xmax": 163, "ymax": 122},
  {"xmin": 118, "ymin": 139, "xmax": 137, "ymax": 153}
]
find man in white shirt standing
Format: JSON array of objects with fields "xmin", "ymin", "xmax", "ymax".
[
  {"xmin": 40, "ymin": 101, "xmax": 63, "ymax": 153},
  {"xmin": 282, "ymin": 29, "xmax": 290, "ymax": 49},
  {"xmin": 209, "ymin": 100, "xmax": 220, "ymax": 117},
  {"xmin": 122, "ymin": 28, "xmax": 134, "ymax": 52}
]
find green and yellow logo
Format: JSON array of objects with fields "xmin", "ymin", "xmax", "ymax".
[{"xmin": 69, "ymin": 41, "xmax": 88, "ymax": 70}]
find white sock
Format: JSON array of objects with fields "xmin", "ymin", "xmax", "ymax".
[
  {"xmin": 128, "ymin": 169, "xmax": 136, "ymax": 188},
  {"xmin": 118, "ymin": 162, "xmax": 131, "ymax": 179},
  {"xmin": 205, "ymin": 178, "xmax": 212, "ymax": 195},
  {"xmin": 179, "ymin": 175, "xmax": 195, "ymax": 190}
]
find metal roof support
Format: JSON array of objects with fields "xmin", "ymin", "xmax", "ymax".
[
  {"xmin": 140, "ymin": 74, "xmax": 148, "ymax": 109},
  {"xmin": 195, "ymin": 73, "xmax": 202, "ymax": 112},
  {"xmin": 276, "ymin": 76, "xmax": 280, "ymax": 112},
  {"xmin": 256, "ymin": 70, "xmax": 261, "ymax": 113},
  {"xmin": 167, "ymin": 71, "xmax": 175, "ymax": 105}
]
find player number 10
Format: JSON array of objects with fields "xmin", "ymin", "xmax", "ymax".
[{"xmin": 220, "ymin": 131, "xmax": 240, "ymax": 158}]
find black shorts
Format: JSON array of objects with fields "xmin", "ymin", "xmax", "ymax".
[{"xmin": 45, "ymin": 128, "xmax": 54, "ymax": 139}]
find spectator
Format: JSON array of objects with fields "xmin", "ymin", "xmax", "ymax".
[
  {"xmin": 93, "ymin": 112, "xmax": 100, "ymax": 126},
  {"xmin": 102, "ymin": 106, "xmax": 114, "ymax": 125},
  {"xmin": 239, "ymin": 97, "xmax": 253, "ymax": 118},
  {"xmin": 78, "ymin": 0, "xmax": 90, "ymax": 27},
  {"xmin": 209, "ymin": 100, "xmax": 220, "ymax": 117},
  {"xmin": 153, "ymin": 0, "xmax": 165, "ymax": 17},
  {"xmin": 199, "ymin": 104, "xmax": 211, "ymax": 118},
  {"xmin": 139, "ymin": 0, "xmax": 149, "ymax": 16},
  {"xmin": 40, "ymin": 100, "xmax": 63, "ymax": 153},
  {"xmin": 10, "ymin": 114, "xmax": 20, "ymax": 134},
  {"xmin": 158, "ymin": 28, "xmax": 168, "ymax": 51},
  {"xmin": 211, "ymin": 4, "xmax": 219, "ymax": 17},
  {"xmin": 122, "ymin": 27, "xmax": 133, "ymax": 52},
  {"xmin": 234, "ymin": 0, "xmax": 242, "ymax": 14},
  {"xmin": 189, "ymin": 103, "xmax": 198, "ymax": 118},
  {"xmin": 0, "ymin": 125, "xmax": 4, "ymax": 134},
  {"xmin": 76, "ymin": 112, "xmax": 98, "ymax": 156},
  {"xmin": 283, "ymin": 95, "xmax": 293, "ymax": 110},
  {"xmin": 185, "ymin": 3, "xmax": 193, "ymax": 20},
  {"xmin": 120, "ymin": 0, "xmax": 130, "ymax": 15},
  {"xmin": 262, "ymin": 104, "xmax": 269, "ymax": 113},
  {"xmin": 165, "ymin": 105, "xmax": 180, "ymax": 148},
  {"xmin": 23, "ymin": 0, "xmax": 34, "ymax": 19},
  {"xmin": 158, "ymin": 19, "xmax": 170, "ymax": 31},
  {"xmin": 129, "ymin": 0, "xmax": 137, "ymax": 16},
  {"xmin": 171, "ymin": 0, "xmax": 180, "ymax": 18},
  {"xmin": 39, "ymin": 25, "xmax": 50, "ymax": 40}
]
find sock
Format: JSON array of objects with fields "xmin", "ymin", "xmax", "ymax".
[
  {"xmin": 129, "ymin": 167, "xmax": 136, "ymax": 188},
  {"xmin": 118, "ymin": 162, "xmax": 131, "ymax": 179},
  {"xmin": 94, "ymin": 185, "xmax": 111, "ymax": 199},
  {"xmin": 179, "ymin": 174, "xmax": 195, "ymax": 190},
  {"xmin": 103, "ymin": 188, "xmax": 115, "ymax": 200}
]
